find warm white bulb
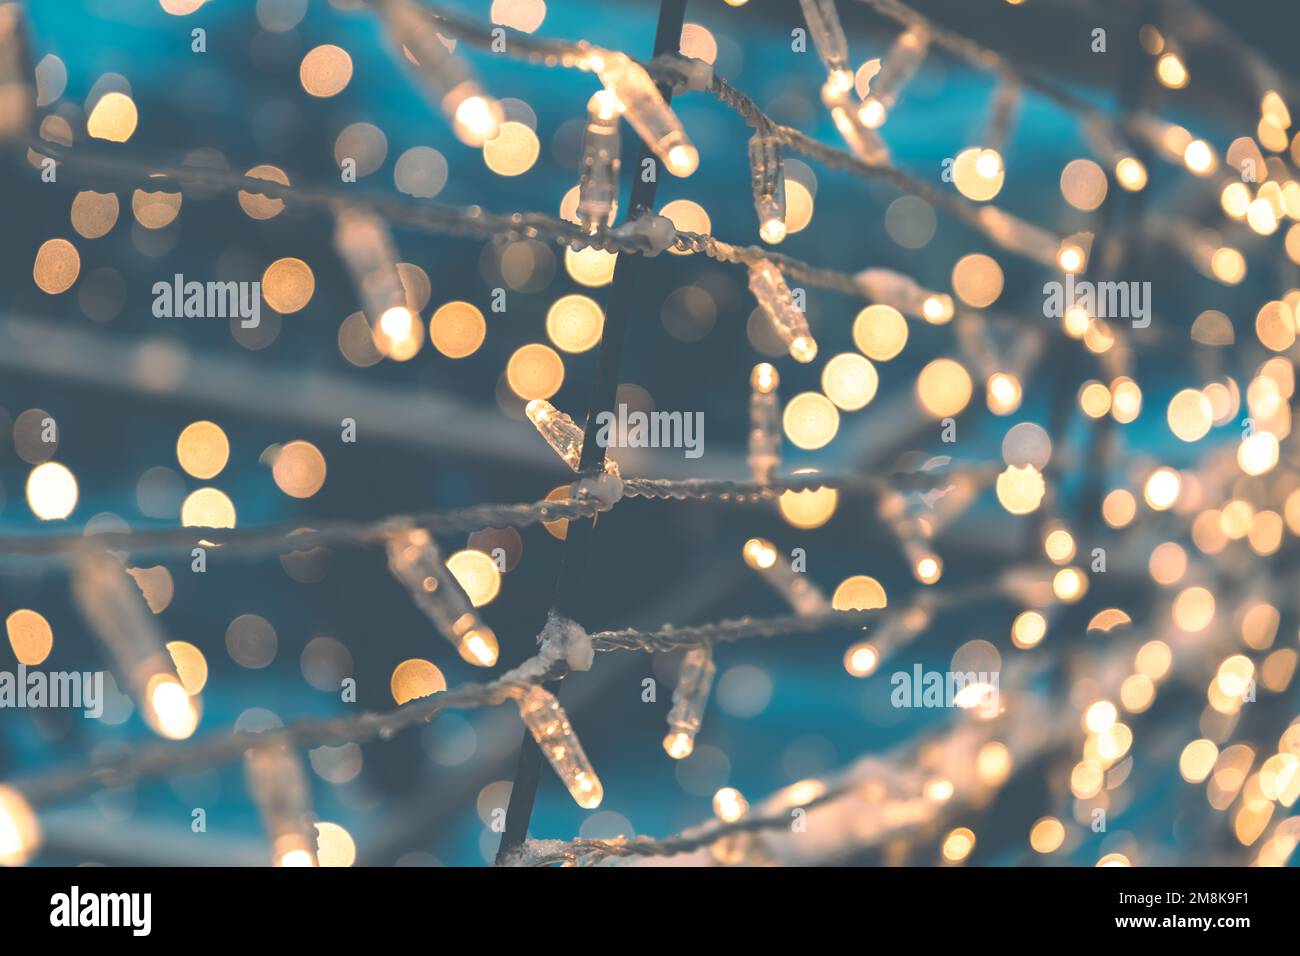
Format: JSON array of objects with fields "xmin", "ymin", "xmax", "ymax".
[{"xmin": 666, "ymin": 143, "xmax": 699, "ymax": 177}]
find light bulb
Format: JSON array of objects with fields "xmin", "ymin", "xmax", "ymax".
[
  {"xmin": 517, "ymin": 685, "xmax": 604, "ymax": 809},
  {"xmin": 662, "ymin": 646, "xmax": 716, "ymax": 760},
  {"xmin": 748, "ymin": 259, "xmax": 818, "ymax": 363}
]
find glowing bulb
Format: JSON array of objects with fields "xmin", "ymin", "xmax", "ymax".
[
  {"xmin": 975, "ymin": 148, "xmax": 1002, "ymax": 178},
  {"xmin": 385, "ymin": 526, "xmax": 500, "ymax": 667},
  {"xmin": 790, "ymin": 335, "xmax": 818, "ymax": 363},
  {"xmin": 914, "ymin": 554, "xmax": 942, "ymax": 584},
  {"xmin": 859, "ymin": 99, "xmax": 886, "ymax": 128},
  {"xmin": 844, "ymin": 642, "xmax": 879, "ymax": 676},
  {"xmin": 751, "ymin": 363, "xmax": 779, "ymax": 394},
  {"xmin": 713, "ymin": 787, "xmax": 749, "ymax": 822},
  {"xmin": 1011, "ymin": 610, "xmax": 1046, "ymax": 648},
  {"xmin": 748, "ymin": 364, "xmax": 782, "ymax": 483},
  {"xmin": 459, "ymin": 628, "xmax": 500, "ymax": 667},
  {"xmin": 26, "ymin": 460, "xmax": 78, "ymax": 520},
  {"xmin": 1057, "ymin": 244, "xmax": 1084, "ymax": 273},
  {"xmin": 986, "ymin": 373, "xmax": 1022, "ymax": 414},
  {"xmin": 517, "ymin": 685, "xmax": 604, "ymax": 809},
  {"xmin": 1183, "ymin": 139, "xmax": 1215, "ymax": 175},
  {"xmin": 1144, "ymin": 467, "xmax": 1180, "ymax": 510},
  {"xmin": 454, "ymin": 94, "xmax": 501, "ymax": 144},
  {"xmin": 0, "ymin": 786, "xmax": 40, "ymax": 867},
  {"xmin": 921, "ymin": 294, "xmax": 954, "ymax": 323},
  {"xmin": 743, "ymin": 537, "xmax": 778, "ymax": 570},
  {"xmin": 663, "ymin": 646, "xmax": 716, "ymax": 759},
  {"xmin": 666, "ymin": 143, "xmax": 699, "ymax": 177},
  {"xmin": 379, "ymin": 306, "xmax": 414, "ymax": 340},
  {"xmin": 744, "ymin": 535, "xmax": 830, "ymax": 613},
  {"xmin": 148, "ymin": 675, "xmax": 199, "ymax": 740},
  {"xmin": 1156, "ymin": 52, "xmax": 1188, "ymax": 89},
  {"xmin": 760, "ymin": 218, "xmax": 787, "ymax": 243},
  {"xmin": 748, "ymin": 259, "xmax": 818, "ymax": 362},
  {"xmin": 1115, "ymin": 156, "xmax": 1147, "ymax": 191}
]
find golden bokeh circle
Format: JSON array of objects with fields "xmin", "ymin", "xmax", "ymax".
[
  {"xmin": 506, "ymin": 344, "xmax": 565, "ymax": 400},
  {"xmin": 176, "ymin": 420, "xmax": 230, "ymax": 479},
  {"xmin": 430, "ymin": 301, "xmax": 487, "ymax": 358}
]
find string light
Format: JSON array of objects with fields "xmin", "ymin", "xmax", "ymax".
[
  {"xmin": 799, "ymin": 0, "xmax": 889, "ymax": 165},
  {"xmin": 742, "ymin": 537, "xmax": 830, "ymax": 614},
  {"xmin": 245, "ymin": 744, "xmax": 318, "ymax": 867},
  {"xmin": 381, "ymin": 0, "xmax": 503, "ymax": 146},
  {"xmin": 385, "ymin": 524, "xmax": 500, "ymax": 666},
  {"xmin": 333, "ymin": 207, "xmax": 414, "ymax": 346},
  {"xmin": 855, "ymin": 268, "xmax": 953, "ymax": 323},
  {"xmin": 710, "ymin": 786, "xmax": 757, "ymax": 864},
  {"xmin": 747, "ymin": 363, "xmax": 781, "ymax": 483},
  {"xmin": 5, "ymin": 0, "xmax": 1298, "ymax": 874},
  {"xmin": 799, "ymin": 0, "xmax": 852, "ymax": 76},
  {"xmin": 576, "ymin": 90, "xmax": 621, "ymax": 233},
  {"xmin": 748, "ymin": 259, "xmax": 818, "ymax": 362},
  {"xmin": 525, "ymin": 398, "xmax": 621, "ymax": 477},
  {"xmin": 858, "ymin": 24, "xmax": 930, "ymax": 130},
  {"xmin": 515, "ymin": 685, "xmax": 603, "ymax": 808},
  {"xmin": 582, "ymin": 46, "xmax": 698, "ymax": 176},
  {"xmin": 663, "ymin": 645, "xmax": 716, "ymax": 759},
  {"xmin": 748, "ymin": 129, "xmax": 787, "ymax": 244},
  {"xmin": 71, "ymin": 553, "xmax": 199, "ymax": 740},
  {"xmin": 975, "ymin": 81, "xmax": 1021, "ymax": 177},
  {"xmin": 0, "ymin": 786, "xmax": 40, "ymax": 867},
  {"xmin": 876, "ymin": 486, "xmax": 968, "ymax": 585}
]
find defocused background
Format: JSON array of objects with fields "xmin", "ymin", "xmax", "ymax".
[{"xmin": 2, "ymin": 0, "xmax": 1299, "ymax": 866}]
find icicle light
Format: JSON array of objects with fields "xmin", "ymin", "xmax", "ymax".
[
  {"xmin": 743, "ymin": 537, "xmax": 830, "ymax": 614},
  {"xmin": 663, "ymin": 645, "xmax": 716, "ymax": 759},
  {"xmin": 583, "ymin": 47, "xmax": 698, "ymax": 177},
  {"xmin": 748, "ymin": 259, "xmax": 817, "ymax": 362},
  {"xmin": 382, "ymin": 0, "xmax": 503, "ymax": 146},
  {"xmin": 577, "ymin": 90, "xmax": 622, "ymax": 232},
  {"xmin": 855, "ymin": 268, "xmax": 953, "ymax": 324},
  {"xmin": 333, "ymin": 206, "xmax": 414, "ymax": 341},
  {"xmin": 748, "ymin": 363, "xmax": 782, "ymax": 483},
  {"xmin": 72, "ymin": 553, "xmax": 199, "ymax": 740},
  {"xmin": 516, "ymin": 685, "xmax": 604, "ymax": 809},
  {"xmin": 385, "ymin": 524, "xmax": 500, "ymax": 667},
  {"xmin": 858, "ymin": 25, "xmax": 930, "ymax": 129},
  {"xmin": 245, "ymin": 744, "xmax": 317, "ymax": 867},
  {"xmin": 748, "ymin": 130, "xmax": 787, "ymax": 244}
]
